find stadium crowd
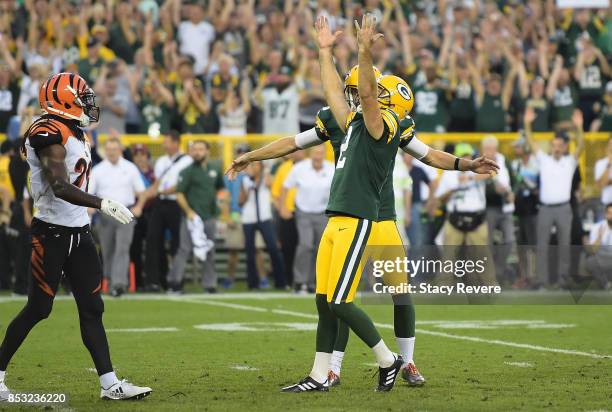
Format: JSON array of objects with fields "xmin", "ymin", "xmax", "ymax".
[{"xmin": 0, "ymin": 0, "xmax": 611, "ymax": 295}]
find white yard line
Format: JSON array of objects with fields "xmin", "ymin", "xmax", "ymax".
[
  {"xmin": 1, "ymin": 293, "xmax": 610, "ymax": 359},
  {"xmin": 191, "ymin": 300, "xmax": 612, "ymax": 360}
]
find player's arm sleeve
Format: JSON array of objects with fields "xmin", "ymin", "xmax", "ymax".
[
  {"xmin": 314, "ymin": 110, "xmax": 332, "ymax": 142},
  {"xmin": 380, "ymin": 109, "xmax": 400, "ymax": 144},
  {"xmin": 400, "ymin": 136, "xmax": 430, "ymax": 160},
  {"xmin": 295, "ymin": 128, "xmax": 325, "ymax": 149},
  {"xmin": 27, "ymin": 123, "xmax": 65, "ymax": 152}
]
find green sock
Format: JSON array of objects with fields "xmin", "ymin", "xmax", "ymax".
[
  {"xmin": 333, "ymin": 319, "xmax": 350, "ymax": 352},
  {"xmin": 315, "ymin": 294, "xmax": 337, "ymax": 353},
  {"xmin": 392, "ymin": 294, "xmax": 416, "ymax": 338},
  {"xmin": 330, "ymin": 302, "xmax": 381, "ymax": 348}
]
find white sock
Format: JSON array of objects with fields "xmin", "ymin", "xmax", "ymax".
[
  {"xmin": 0, "ymin": 370, "xmax": 5, "ymax": 382},
  {"xmin": 396, "ymin": 337, "xmax": 415, "ymax": 366},
  {"xmin": 99, "ymin": 371, "xmax": 120, "ymax": 389},
  {"xmin": 329, "ymin": 351, "xmax": 344, "ymax": 376},
  {"xmin": 309, "ymin": 352, "xmax": 331, "ymax": 384},
  {"xmin": 372, "ymin": 340, "xmax": 396, "ymax": 368}
]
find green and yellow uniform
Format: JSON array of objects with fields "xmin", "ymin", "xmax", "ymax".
[
  {"xmin": 314, "ymin": 107, "xmax": 403, "ymax": 303},
  {"xmin": 315, "ymin": 108, "xmax": 416, "ymax": 288}
]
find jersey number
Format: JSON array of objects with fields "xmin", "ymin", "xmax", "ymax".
[
  {"xmin": 336, "ymin": 125, "xmax": 353, "ymax": 169},
  {"xmin": 269, "ymin": 100, "xmax": 289, "ymax": 119},
  {"xmin": 73, "ymin": 158, "xmax": 92, "ymax": 192}
]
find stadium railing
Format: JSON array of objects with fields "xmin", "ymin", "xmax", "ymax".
[{"xmin": 1, "ymin": 132, "xmax": 609, "ymax": 198}]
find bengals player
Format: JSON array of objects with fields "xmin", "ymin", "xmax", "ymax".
[{"xmin": 0, "ymin": 73, "xmax": 151, "ymax": 401}]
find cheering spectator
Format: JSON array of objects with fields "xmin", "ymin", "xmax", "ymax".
[
  {"xmin": 94, "ymin": 62, "xmax": 130, "ymax": 134},
  {"xmin": 412, "ymin": 65, "xmax": 449, "ymax": 133},
  {"xmin": 90, "ymin": 137, "xmax": 146, "ymax": 297},
  {"xmin": 175, "ymin": 58, "xmax": 210, "ymax": 134},
  {"xmin": 574, "ymin": 36, "xmax": 610, "ymax": 130},
  {"xmin": 177, "ymin": 1, "xmax": 215, "ymax": 76},
  {"xmin": 280, "ymin": 145, "xmax": 333, "ymax": 293},
  {"xmin": 525, "ymin": 108, "xmax": 585, "ymax": 288},
  {"xmin": 254, "ymin": 50, "xmax": 300, "ymax": 135},
  {"xmin": 172, "ymin": 141, "xmax": 225, "ymax": 294},
  {"xmin": 218, "ymin": 83, "xmax": 251, "ymax": 136},
  {"xmin": 133, "ymin": 71, "xmax": 175, "ymax": 136}
]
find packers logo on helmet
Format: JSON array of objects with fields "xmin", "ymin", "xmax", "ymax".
[
  {"xmin": 377, "ymin": 75, "xmax": 414, "ymax": 119},
  {"xmin": 344, "ymin": 65, "xmax": 382, "ymax": 110}
]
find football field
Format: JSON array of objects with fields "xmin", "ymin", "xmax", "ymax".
[{"xmin": 0, "ymin": 293, "xmax": 611, "ymax": 411}]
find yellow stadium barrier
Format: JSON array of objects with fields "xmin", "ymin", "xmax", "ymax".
[{"xmin": 2, "ymin": 132, "xmax": 609, "ymax": 198}]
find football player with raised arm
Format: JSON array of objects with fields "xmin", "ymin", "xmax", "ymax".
[{"xmin": 226, "ymin": 16, "xmax": 498, "ymax": 393}]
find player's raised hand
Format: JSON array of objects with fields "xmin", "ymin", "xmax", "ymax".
[
  {"xmin": 315, "ymin": 15, "xmax": 342, "ymax": 50},
  {"xmin": 468, "ymin": 156, "xmax": 500, "ymax": 176},
  {"xmin": 354, "ymin": 13, "xmax": 384, "ymax": 50},
  {"xmin": 225, "ymin": 154, "xmax": 250, "ymax": 181}
]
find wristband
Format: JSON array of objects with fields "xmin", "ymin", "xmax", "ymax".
[{"xmin": 454, "ymin": 157, "xmax": 460, "ymax": 171}]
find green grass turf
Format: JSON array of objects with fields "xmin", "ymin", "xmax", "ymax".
[{"xmin": 0, "ymin": 294, "xmax": 611, "ymax": 411}]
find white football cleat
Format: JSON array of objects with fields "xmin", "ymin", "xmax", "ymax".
[
  {"xmin": 100, "ymin": 379, "xmax": 152, "ymax": 400},
  {"xmin": 0, "ymin": 381, "xmax": 11, "ymax": 402}
]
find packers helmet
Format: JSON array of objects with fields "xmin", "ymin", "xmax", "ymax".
[
  {"xmin": 344, "ymin": 65, "xmax": 382, "ymax": 110},
  {"xmin": 377, "ymin": 75, "xmax": 414, "ymax": 119}
]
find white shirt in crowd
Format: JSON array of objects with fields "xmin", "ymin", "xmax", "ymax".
[
  {"xmin": 535, "ymin": 151, "xmax": 577, "ymax": 205},
  {"xmin": 436, "ymin": 171, "xmax": 487, "ymax": 213},
  {"xmin": 283, "ymin": 159, "xmax": 334, "ymax": 214},
  {"xmin": 154, "ymin": 153, "xmax": 193, "ymax": 200},
  {"xmin": 594, "ymin": 157, "xmax": 612, "ymax": 205},
  {"xmin": 178, "ymin": 19, "xmax": 215, "ymax": 75},
  {"xmin": 261, "ymin": 84, "xmax": 299, "ymax": 135},
  {"xmin": 218, "ymin": 105, "xmax": 248, "ymax": 136},
  {"xmin": 90, "ymin": 157, "xmax": 145, "ymax": 207},
  {"xmin": 241, "ymin": 174, "xmax": 273, "ymax": 224}
]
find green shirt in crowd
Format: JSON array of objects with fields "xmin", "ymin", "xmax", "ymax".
[{"xmin": 177, "ymin": 161, "xmax": 225, "ymax": 220}]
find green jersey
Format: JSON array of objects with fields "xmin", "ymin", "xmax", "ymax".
[
  {"xmin": 315, "ymin": 107, "xmax": 416, "ymax": 222},
  {"xmin": 377, "ymin": 116, "xmax": 416, "ymax": 221},
  {"xmin": 324, "ymin": 109, "xmax": 402, "ymax": 221},
  {"xmin": 476, "ymin": 92, "xmax": 506, "ymax": 132}
]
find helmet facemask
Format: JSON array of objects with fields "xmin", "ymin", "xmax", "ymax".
[
  {"xmin": 69, "ymin": 86, "xmax": 100, "ymax": 127},
  {"xmin": 344, "ymin": 85, "xmax": 360, "ymax": 111}
]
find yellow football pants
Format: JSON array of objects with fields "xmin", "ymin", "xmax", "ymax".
[{"xmin": 316, "ymin": 218, "xmax": 408, "ymax": 303}]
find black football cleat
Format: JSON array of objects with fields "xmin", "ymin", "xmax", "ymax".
[
  {"xmin": 281, "ymin": 376, "xmax": 329, "ymax": 393},
  {"xmin": 376, "ymin": 355, "xmax": 403, "ymax": 392},
  {"xmin": 401, "ymin": 362, "xmax": 426, "ymax": 386}
]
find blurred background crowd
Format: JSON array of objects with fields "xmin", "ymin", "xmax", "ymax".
[{"xmin": 0, "ymin": 0, "xmax": 611, "ymax": 296}]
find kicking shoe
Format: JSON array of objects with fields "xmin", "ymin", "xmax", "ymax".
[
  {"xmin": 281, "ymin": 376, "xmax": 328, "ymax": 393},
  {"xmin": 101, "ymin": 379, "xmax": 152, "ymax": 400},
  {"xmin": 327, "ymin": 371, "xmax": 340, "ymax": 388},
  {"xmin": 401, "ymin": 362, "xmax": 426, "ymax": 386},
  {"xmin": 0, "ymin": 381, "xmax": 11, "ymax": 402},
  {"xmin": 376, "ymin": 355, "xmax": 403, "ymax": 392}
]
